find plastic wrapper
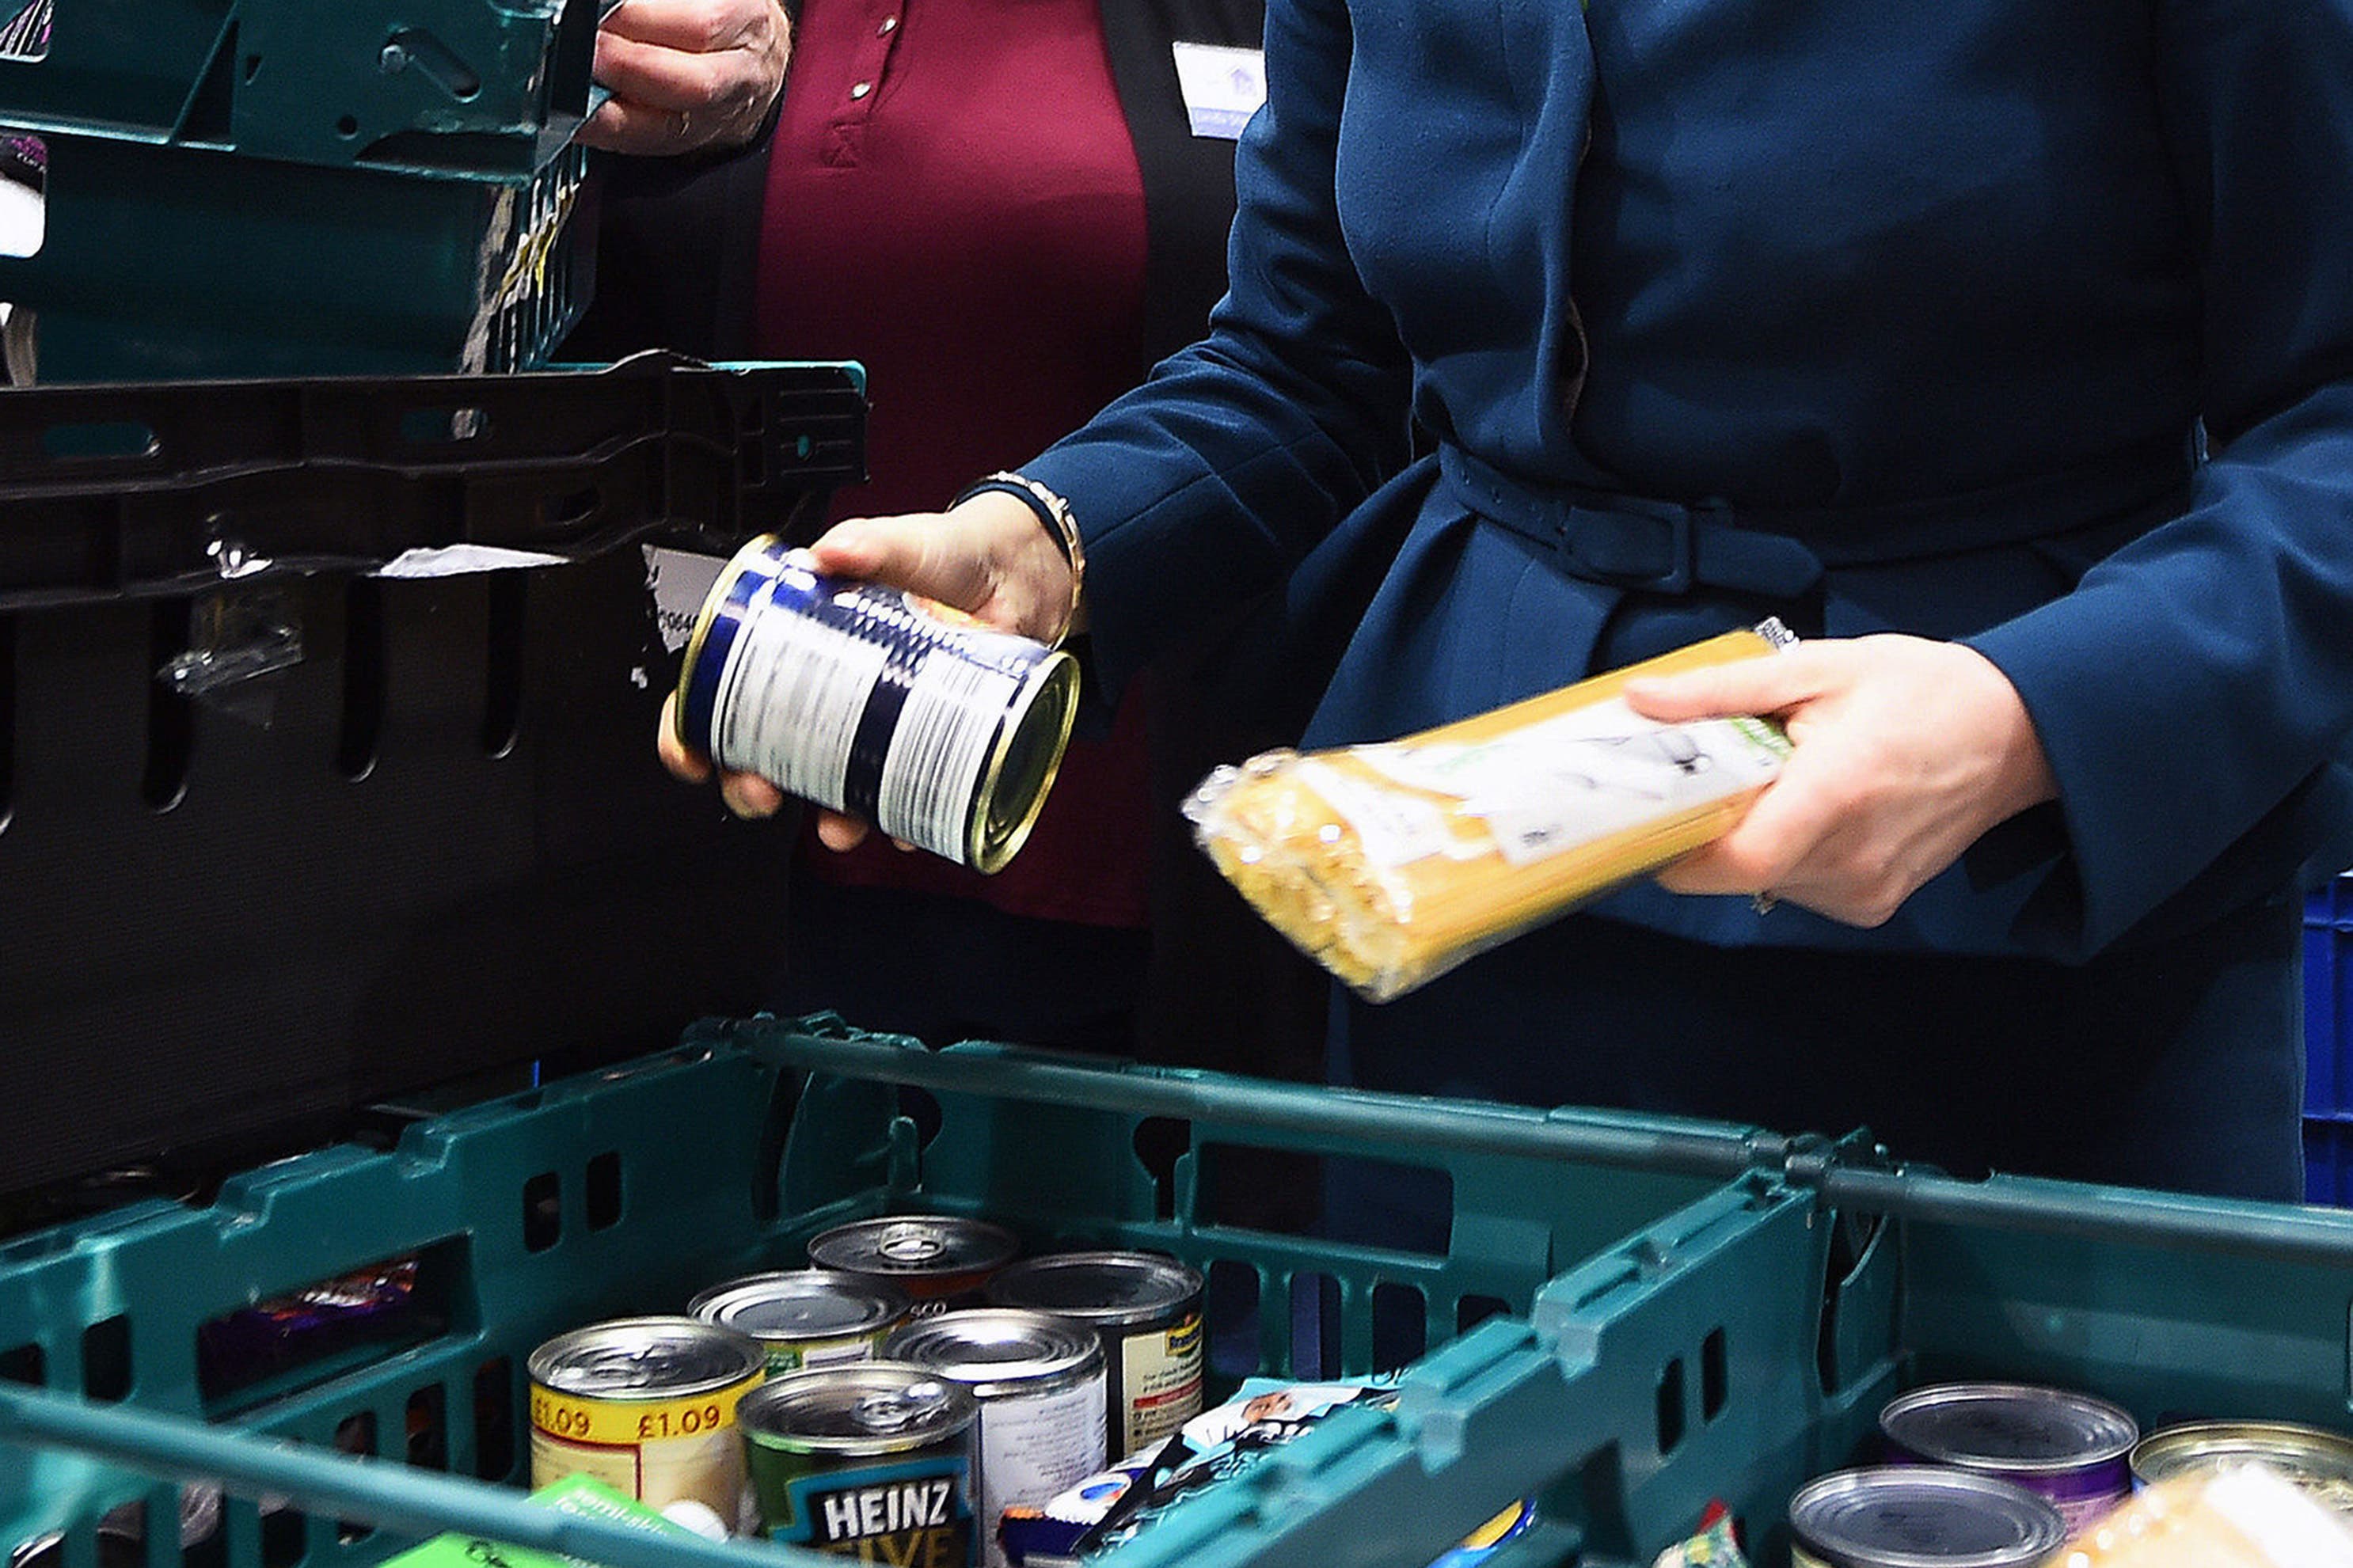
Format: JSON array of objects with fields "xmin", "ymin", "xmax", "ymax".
[
  {"xmin": 1186, "ymin": 623, "xmax": 1795, "ymax": 1002},
  {"xmin": 1001, "ymin": 1376, "xmax": 1535, "ymax": 1568},
  {"xmin": 2052, "ymin": 1463, "xmax": 2353, "ymax": 1566}
]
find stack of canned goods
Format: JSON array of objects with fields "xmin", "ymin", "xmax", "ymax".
[
  {"xmin": 1787, "ymin": 1380, "xmax": 2353, "ymax": 1565},
  {"xmin": 523, "ymin": 1213, "xmax": 1207, "ymax": 1564}
]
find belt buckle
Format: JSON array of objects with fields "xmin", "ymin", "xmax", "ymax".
[{"xmin": 1565, "ymin": 501, "xmax": 1694, "ymax": 594}]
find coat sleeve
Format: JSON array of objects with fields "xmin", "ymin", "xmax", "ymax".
[
  {"xmin": 1963, "ymin": 0, "xmax": 2353, "ymax": 959},
  {"xmin": 1019, "ymin": 0, "xmax": 1417, "ymax": 698}
]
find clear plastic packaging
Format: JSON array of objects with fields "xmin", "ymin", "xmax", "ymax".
[
  {"xmin": 2054, "ymin": 1464, "xmax": 2353, "ymax": 1566},
  {"xmin": 1185, "ymin": 623, "xmax": 1794, "ymax": 1002}
]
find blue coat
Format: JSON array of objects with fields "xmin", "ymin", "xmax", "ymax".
[{"xmin": 1024, "ymin": 0, "xmax": 2353, "ymax": 969}]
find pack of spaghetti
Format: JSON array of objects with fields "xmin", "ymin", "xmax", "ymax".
[{"xmin": 1184, "ymin": 624, "xmax": 1794, "ymax": 1002}]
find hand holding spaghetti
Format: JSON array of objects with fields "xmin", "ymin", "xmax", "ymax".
[{"xmin": 1184, "ymin": 624, "xmax": 1796, "ymax": 1002}]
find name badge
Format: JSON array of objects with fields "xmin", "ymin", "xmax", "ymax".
[{"xmin": 1171, "ymin": 42, "xmax": 1266, "ymax": 140}]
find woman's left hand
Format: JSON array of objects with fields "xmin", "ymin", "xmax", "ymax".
[
  {"xmin": 577, "ymin": 0, "xmax": 792, "ymax": 157},
  {"xmin": 1623, "ymin": 634, "xmax": 2060, "ymax": 927}
]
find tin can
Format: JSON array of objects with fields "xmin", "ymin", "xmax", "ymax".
[
  {"xmin": 527, "ymin": 1316, "xmax": 766, "ymax": 1519},
  {"xmin": 2131, "ymin": 1419, "xmax": 2353, "ymax": 1518},
  {"xmin": 738, "ymin": 1361, "xmax": 980, "ymax": 1564},
  {"xmin": 808, "ymin": 1217, "xmax": 1021, "ymax": 1312},
  {"xmin": 690, "ymin": 1270, "xmax": 914, "ymax": 1376},
  {"xmin": 1880, "ymin": 1381, "xmax": 2138, "ymax": 1535},
  {"xmin": 886, "ymin": 1309, "xmax": 1110, "ymax": 1568},
  {"xmin": 1789, "ymin": 1467, "xmax": 2069, "ymax": 1568},
  {"xmin": 984, "ymin": 1250, "xmax": 1205, "ymax": 1459},
  {"xmin": 674, "ymin": 536, "xmax": 1081, "ymax": 873}
]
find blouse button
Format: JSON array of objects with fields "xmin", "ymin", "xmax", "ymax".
[
  {"xmin": 877, "ymin": 15, "xmax": 898, "ymax": 32},
  {"xmin": 850, "ymin": 80, "xmax": 872, "ymax": 99}
]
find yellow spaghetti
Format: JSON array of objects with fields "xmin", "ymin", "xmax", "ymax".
[{"xmin": 1186, "ymin": 625, "xmax": 1793, "ymax": 1002}]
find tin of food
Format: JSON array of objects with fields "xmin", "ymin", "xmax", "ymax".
[
  {"xmin": 690, "ymin": 1270, "xmax": 914, "ymax": 1376},
  {"xmin": 808, "ymin": 1217, "xmax": 1022, "ymax": 1311},
  {"xmin": 1880, "ymin": 1381, "xmax": 2138, "ymax": 1534},
  {"xmin": 674, "ymin": 537, "xmax": 1081, "ymax": 873},
  {"xmin": 2131, "ymin": 1419, "xmax": 2353, "ymax": 1518},
  {"xmin": 527, "ymin": 1316, "xmax": 767, "ymax": 1520},
  {"xmin": 738, "ymin": 1361, "xmax": 980, "ymax": 1564},
  {"xmin": 886, "ymin": 1308, "xmax": 1110, "ymax": 1568},
  {"xmin": 983, "ymin": 1249, "xmax": 1205, "ymax": 1459},
  {"xmin": 1789, "ymin": 1467, "xmax": 2070, "ymax": 1568}
]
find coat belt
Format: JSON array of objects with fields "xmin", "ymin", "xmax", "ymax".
[{"xmin": 1437, "ymin": 440, "xmax": 2192, "ymax": 602}]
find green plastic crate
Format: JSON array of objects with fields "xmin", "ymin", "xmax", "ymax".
[
  {"xmin": 0, "ymin": 0, "xmax": 599, "ymax": 180},
  {"xmin": 0, "ymin": 1015, "xmax": 1778, "ymax": 1568},
  {"xmin": 0, "ymin": 130, "xmax": 592, "ymax": 381}
]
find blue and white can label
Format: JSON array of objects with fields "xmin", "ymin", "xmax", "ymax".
[{"xmin": 677, "ymin": 536, "xmax": 1080, "ymax": 873}]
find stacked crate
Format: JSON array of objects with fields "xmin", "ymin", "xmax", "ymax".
[
  {"xmin": 0, "ymin": 0, "xmax": 603, "ymax": 381},
  {"xmin": 2305, "ymin": 874, "xmax": 2353, "ymax": 1202}
]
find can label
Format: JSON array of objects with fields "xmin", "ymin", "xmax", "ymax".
[
  {"xmin": 1118, "ymin": 1312, "xmax": 1205, "ymax": 1456},
  {"xmin": 763, "ymin": 1329, "xmax": 893, "ymax": 1377},
  {"xmin": 975, "ymin": 1380, "xmax": 1108, "ymax": 1568},
  {"xmin": 757, "ymin": 1453, "xmax": 975, "ymax": 1568},
  {"xmin": 682, "ymin": 544, "xmax": 1077, "ymax": 871},
  {"xmin": 528, "ymin": 1377, "xmax": 760, "ymax": 1517}
]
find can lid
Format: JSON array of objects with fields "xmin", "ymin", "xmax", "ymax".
[
  {"xmin": 967, "ymin": 648, "xmax": 1081, "ymax": 875},
  {"xmin": 809, "ymin": 1217, "xmax": 1021, "ymax": 1278},
  {"xmin": 2132, "ymin": 1421, "xmax": 2353, "ymax": 1509},
  {"xmin": 1788, "ymin": 1467, "xmax": 2069, "ymax": 1568},
  {"xmin": 690, "ymin": 1270, "xmax": 912, "ymax": 1340},
  {"xmin": 739, "ymin": 1362, "xmax": 979, "ymax": 1455},
  {"xmin": 527, "ymin": 1316, "xmax": 766, "ymax": 1399},
  {"xmin": 884, "ymin": 1308, "xmax": 1104, "ymax": 1395},
  {"xmin": 984, "ymin": 1251, "xmax": 1203, "ymax": 1327},
  {"xmin": 1880, "ymin": 1382, "xmax": 2139, "ymax": 1472}
]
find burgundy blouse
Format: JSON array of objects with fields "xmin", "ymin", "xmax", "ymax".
[{"xmin": 754, "ymin": 0, "xmax": 1155, "ymax": 926}]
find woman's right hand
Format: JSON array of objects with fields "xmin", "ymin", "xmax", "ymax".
[{"xmin": 656, "ymin": 488, "xmax": 1084, "ymax": 847}]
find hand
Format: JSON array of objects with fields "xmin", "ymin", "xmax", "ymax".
[
  {"xmin": 576, "ymin": 0, "xmax": 791, "ymax": 157},
  {"xmin": 1622, "ymin": 634, "xmax": 2058, "ymax": 927},
  {"xmin": 656, "ymin": 492, "xmax": 1083, "ymax": 850}
]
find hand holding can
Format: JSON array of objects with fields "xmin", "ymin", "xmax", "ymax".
[{"xmin": 666, "ymin": 526, "xmax": 1081, "ymax": 874}]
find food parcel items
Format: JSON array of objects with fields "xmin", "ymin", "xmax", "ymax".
[
  {"xmin": 1186, "ymin": 624, "xmax": 1794, "ymax": 1001},
  {"xmin": 2054, "ymin": 1463, "xmax": 2353, "ymax": 1566},
  {"xmin": 998, "ymin": 1378, "xmax": 1536, "ymax": 1568},
  {"xmin": 375, "ymin": 1475, "xmax": 722, "ymax": 1568}
]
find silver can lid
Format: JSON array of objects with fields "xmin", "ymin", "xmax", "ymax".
[
  {"xmin": 1881, "ymin": 1382, "xmax": 2139, "ymax": 1473},
  {"xmin": 690, "ymin": 1270, "xmax": 912, "ymax": 1340},
  {"xmin": 984, "ymin": 1251, "xmax": 1203, "ymax": 1328},
  {"xmin": 527, "ymin": 1316, "xmax": 766, "ymax": 1400},
  {"xmin": 738, "ymin": 1361, "xmax": 978, "ymax": 1456},
  {"xmin": 809, "ymin": 1217, "xmax": 1021, "ymax": 1278},
  {"xmin": 1789, "ymin": 1467, "xmax": 2069, "ymax": 1567},
  {"xmin": 884, "ymin": 1308, "xmax": 1104, "ymax": 1399},
  {"xmin": 2132, "ymin": 1420, "xmax": 2353, "ymax": 1514}
]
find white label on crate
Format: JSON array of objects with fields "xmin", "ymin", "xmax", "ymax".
[
  {"xmin": 975, "ymin": 1380, "xmax": 1109, "ymax": 1568},
  {"xmin": 646, "ymin": 546, "xmax": 726, "ymax": 654},
  {"xmin": 1120, "ymin": 1312, "xmax": 1206, "ymax": 1456},
  {"xmin": 374, "ymin": 545, "xmax": 571, "ymax": 578}
]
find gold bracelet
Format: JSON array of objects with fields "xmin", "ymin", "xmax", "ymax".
[{"xmin": 952, "ymin": 471, "xmax": 1086, "ymax": 646}]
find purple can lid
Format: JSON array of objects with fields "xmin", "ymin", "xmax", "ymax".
[
  {"xmin": 1789, "ymin": 1467, "xmax": 2068, "ymax": 1567},
  {"xmin": 1881, "ymin": 1382, "xmax": 2138, "ymax": 1475}
]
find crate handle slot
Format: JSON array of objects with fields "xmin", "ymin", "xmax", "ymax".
[{"xmin": 0, "ymin": 1385, "xmax": 824, "ymax": 1568}]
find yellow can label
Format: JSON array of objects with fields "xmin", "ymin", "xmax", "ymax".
[{"xmin": 529, "ymin": 1376, "xmax": 760, "ymax": 1448}]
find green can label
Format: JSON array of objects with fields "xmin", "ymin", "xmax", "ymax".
[{"xmin": 756, "ymin": 1454, "xmax": 974, "ymax": 1567}]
